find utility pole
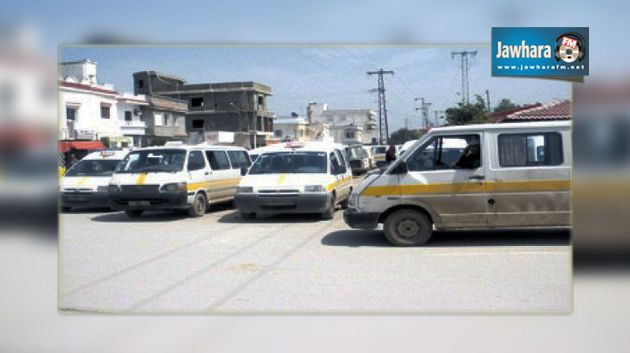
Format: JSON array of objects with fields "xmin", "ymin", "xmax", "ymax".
[
  {"xmin": 414, "ymin": 97, "xmax": 431, "ymax": 129},
  {"xmin": 451, "ymin": 50, "xmax": 477, "ymax": 104},
  {"xmin": 367, "ymin": 69, "xmax": 394, "ymax": 144},
  {"xmin": 485, "ymin": 89, "xmax": 492, "ymax": 112}
]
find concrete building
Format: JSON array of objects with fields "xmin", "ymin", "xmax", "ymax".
[
  {"xmin": 307, "ymin": 102, "xmax": 377, "ymax": 145},
  {"xmin": 132, "ymin": 71, "xmax": 274, "ymax": 148},
  {"xmin": 139, "ymin": 95, "xmax": 188, "ymax": 146}
]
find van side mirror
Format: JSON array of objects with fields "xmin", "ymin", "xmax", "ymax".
[
  {"xmin": 240, "ymin": 167, "xmax": 248, "ymax": 176},
  {"xmin": 390, "ymin": 161, "xmax": 408, "ymax": 174}
]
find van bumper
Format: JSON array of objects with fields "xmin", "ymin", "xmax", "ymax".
[
  {"xmin": 61, "ymin": 192, "xmax": 109, "ymax": 209},
  {"xmin": 108, "ymin": 190, "xmax": 189, "ymax": 211},
  {"xmin": 343, "ymin": 209, "xmax": 380, "ymax": 230},
  {"xmin": 235, "ymin": 193, "xmax": 331, "ymax": 214}
]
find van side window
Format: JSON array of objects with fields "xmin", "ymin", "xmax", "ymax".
[
  {"xmin": 334, "ymin": 149, "xmax": 347, "ymax": 173},
  {"xmin": 407, "ymin": 134, "xmax": 481, "ymax": 171},
  {"xmin": 205, "ymin": 150, "xmax": 231, "ymax": 170},
  {"xmin": 498, "ymin": 132, "xmax": 563, "ymax": 167},
  {"xmin": 187, "ymin": 151, "xmax": 206, "ymax": 171},
  {"xmin": 227, "ymin": 150, "xmax": 251, "ymax": 169},
  {"xmin": 329, "ymin": 152, "xmax": 341, "ymax": 174}
]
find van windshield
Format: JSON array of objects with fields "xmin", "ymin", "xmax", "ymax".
[
  {"xmin": 115, "ymin": 149, "xmax": 186, "ymax": 173},
  {"xmin": 346, "ymin": 146, "xmax": 363, "ymax": 159},
  {"xmin": 248, "ymin": 151, "xmax": 327, "ymax": 174},
  {"xmin": 374, "ymin": 146, "xmax": 386, "ymax": 154},
  {"xmin": 66, "ymin": 159, "xmax": 121, "ymax": 176}
]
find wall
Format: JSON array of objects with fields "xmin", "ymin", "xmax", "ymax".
[{"xmin": 59, "ymin": 87, "xmax": 122, "ymax": 140}]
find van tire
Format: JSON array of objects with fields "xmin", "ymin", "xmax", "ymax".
[
  {"xmin": 188, "ymin": 193, "xmax": 207, "ymax": 217},
  {"xmin": 321, "ymin": 195, "xmax": 335, "ymax": 220},
  {"xmin": 124, "ymin": 210, "xmax": 143, "ymax": 218},
  {"xmin": 383, "ymin": 209, "xmax": 433, "ymax": 246}
]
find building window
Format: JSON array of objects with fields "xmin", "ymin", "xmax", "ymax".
[
  {"xmin": 274, "ymin": 129, "xmax": 282, "ymax": 138},
  {"xmin": 498, "ymin": 133, "xmax": 563, "ymax": 167},
  {"xmin": 66, "ymin": 107, "xmax": 77, "ymax": 121},
  {"xmin": 137, "ymin": 80, "xmax": 144, "ymax": 89},
  {"xmin": 164, "ymin": 113, "xmax": 171, "ymax": 126},
  {"xmin": 257, "ymin": 95, "xmax": 264, "ymax": 106},
  {"xmin": 155, "ymin": 113, "xmax": 164, "ymax": 126},
  {"xmin": 345, "ymin": 131, "xmax": 355, "ymax": 139},
  {"xmin": 124, "ymin": 111, "xmax": 132, "ymax": 121},
  {"xmin": 100, "ymin": 104, "xmax": 110, "ymax": 119},
  {"xmin": 190, "ymin": 97, "xmax": 204, "ymax": 107},
  {"xmin": 192, "ymin": 119, "xmax": 204, "ymax": 129}
]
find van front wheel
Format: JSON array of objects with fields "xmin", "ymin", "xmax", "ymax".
[
  {"xmin": 383, "ymin": 209, "xmax": 433, "ymax": 246},
  {"xmin": 188, "ymin": 193, "xmax": 207, "ymax": 217}
]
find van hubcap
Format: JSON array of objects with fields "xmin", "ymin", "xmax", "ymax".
[{"xmin": 397, "ymin": 219, "xmax": 420, "ymax": 238}]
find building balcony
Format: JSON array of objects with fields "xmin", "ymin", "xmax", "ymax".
[{"xmin": 120, "ymin": 120, "xmax": 147, "ymax": 128}]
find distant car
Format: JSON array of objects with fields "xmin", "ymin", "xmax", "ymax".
[
  {"xmin": 371, "ymin": 145, "xmax": 388, "ymax": 167},
  {"xmin": 60, "ymin": 150, "xmax": 128, "ymax": 211},
  {"xmin": 345, "ymin": 144, "xmax": 371, "ymax": 175}
]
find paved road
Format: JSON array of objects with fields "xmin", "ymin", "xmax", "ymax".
[{"xmin": 59, "ymin": 203, "xmax": 571, "ymax": 313}]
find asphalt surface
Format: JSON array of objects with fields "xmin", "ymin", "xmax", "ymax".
[{"xmin": 59, "ymin": 202, "xmax": 571, "ymax": 313}]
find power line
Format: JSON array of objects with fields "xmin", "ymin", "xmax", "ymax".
[
  {"xmin": 451, "ymin": 50, "xmax": 477, "ymax": 104},
  {"xmin": 367, "ymin": 69, "xmax": 394, "ymax": 144}
]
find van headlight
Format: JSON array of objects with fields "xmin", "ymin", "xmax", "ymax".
[
  {"xmin": 304, "ymin": 185, "xmax": 324, "ymax": 193},
  {"xmin": 108, "ymin": 184, "xmax": 121, "ymax": 193},
  {"xmin": 160, "ymin": 182, "xmax": 187, "ymax": 192},
  {"xmin": 237, "ymin": 186, "xmax": 253, "ymax": 193}
]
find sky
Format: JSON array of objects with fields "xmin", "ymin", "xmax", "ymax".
[{"xmin": 61, "ymin": 46, "xmax": 570, "ymax": 132}]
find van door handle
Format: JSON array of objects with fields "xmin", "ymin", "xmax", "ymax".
[
  {"xmin": 469, "ymin": 175, "xmax": 485, "ymax": 180},
  {"xmin": 204, "ymin": 171, "xmax": 210, "ymax": 175}
]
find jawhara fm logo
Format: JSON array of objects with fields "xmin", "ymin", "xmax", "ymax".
[{"xmin": 554, "ymin": 33, "xmax": 586, "ymax": 63}]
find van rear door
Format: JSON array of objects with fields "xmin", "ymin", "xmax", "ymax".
[{"xmin": 489, "ymin": 129, "xmax": 571, "ymax": 227}]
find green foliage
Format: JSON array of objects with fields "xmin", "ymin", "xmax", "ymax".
[
  {"xmin": 445, "ymin": 95, "xmax": 492, "ymax": 126},
  {"xmin": 493, "ymin": 98, "xmax": 520, "ymax": 113},
  {"xmin": 389, "ymin": 128, "xmax": 421, "ymax": 144}
]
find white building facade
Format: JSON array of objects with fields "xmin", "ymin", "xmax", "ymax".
[
  {"xmin": 306, "ymin": 102, "xmax": 378, "ymax": 145},
  {"xmin": 116, "ymin": 93, "xmax": 148, "ymax": 147}
]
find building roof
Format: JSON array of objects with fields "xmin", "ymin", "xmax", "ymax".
[
  {"xmin": 491, "ymin": 103, "xmax": 543, "ymax": 122},
  {"xmin": 59, "ymin": 80, "xmax": 119, "ymax": 95},
  {"xmin": 502, "ymin": 100, "xmax": 571, "ymax": 122},
  {"xmin": 433, "ymin": 120, "xmax": 571, "ymax": 133},
  {"xmin": 133, "ymin": 70, "xmax": 187, "ymax": 83}
]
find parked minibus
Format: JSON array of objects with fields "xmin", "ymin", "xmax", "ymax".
[
  {"xmin": 344, "ymin": 121, "xmax": 571, "ymax": 246},
  {"xmin": 108, "ymin": 144, "xmax": 251, "ymax": 218},
  {"xmin": 235, "ymin": 141, "xmax": 353, "ymax": 219}
]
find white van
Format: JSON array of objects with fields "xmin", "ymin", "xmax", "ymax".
[
  {"xmin": 235, "ymin": 141, "xmax": 353, "ymax": 219},
  {"xmin": 60, "ymin": 150, "xmax": 128, "ymax": 211},
  {"xmin": 344, "ymin": 121, "xmax": 571, "ymax": 246},
  {"xmin": 345, "ymin": 143, "xmax": 371, "ymax": 175},
  {"xmin": 108, "ymin": 144, "xmax": 251, "ymax": 218}
]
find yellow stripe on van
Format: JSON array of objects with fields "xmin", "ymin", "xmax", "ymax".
[
  {"xmin": 186, "ymin": 178, "xmax": 242, "ymax": 192},
  {"xmin": 361, "ymin": 179, "xmax": 570, "ymax": 197},
  {"xmin": 77, "ymin": 177, "xmax": 90, "ymax": 186},
  {"xmin": 326, "ymin": 175, "xmax": 353, "ymax": 192},
  {"xmin": 135, "ymin": 173, "xmax": 148, "ymax": 185},
  {"xmin": 276, "ymin": 174, "xmax": 287, "ymax": 185}
]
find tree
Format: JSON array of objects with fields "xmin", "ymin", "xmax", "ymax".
[
  {"xmin": 445, "ymin": 95, "xmax": 491, "ymax": 126},
  {"xmin": 389, "ymin": 128, "xmax": 421, "ymax": 144},
  {"xmin": 493, "ymin": 98, "xmax": 520, "ymax": 113}
]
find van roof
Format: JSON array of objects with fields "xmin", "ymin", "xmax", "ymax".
[
  {"xmin": 82, "ymin": 150, "xmax": 129, "ymax": 160},
  {"xmin": 255, "ymin": 141, "xmax": 345, "ymax": 154},
  {"xmin": 430, "ymin": 121, "xmax": 571, "ymax": 133},
  {"xmin": 130, "ymin": 144, "xmax": 247, "ymax": 152}
]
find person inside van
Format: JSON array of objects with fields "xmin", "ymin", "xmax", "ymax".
[
  {"xmin": 453, "ymin": 135, "xmax": 481, "ymax": 169},
  {"xmin": 385, "ymin": 144, "xmax": 397, "ymax": 163}
]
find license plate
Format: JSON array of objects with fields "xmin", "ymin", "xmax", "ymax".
[
  {"xmin": 129, "ymin": 201, "xmax": 150, "ymax": 206},
  {"xmin": 67, "ymin": 195, "xmax": 88, "ymax": 202}
]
